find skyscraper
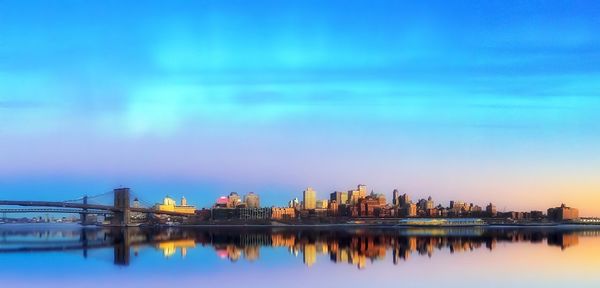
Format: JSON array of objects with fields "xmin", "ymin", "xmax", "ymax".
[
  {"xmin": 486, "ymin": 203, "xmax": 497, "ymax": 217},
  {"xmin": 348, "ymin": 184, "xmax": 367, "ymax": 205},
  {"xmin": 357, "ymin": 184, "xmax": 367, "ymax": 198},
  {"xmin": 392, "ymin": 189, "xmax": 400, "ymax": 206},
  {"xmin": 426, "ymin": 196, "xmax": 434, "ymax": 210},
  {"xmin": 303, "ymin": 187, "xmax": 316, "ymax": 210},
  {"xmin": 399, "ymin": 193, "xmax": 410, "ymax": 207},
  {"xmin": 330, "ymin": 191, "xmax": 348, "ymax": 205}
]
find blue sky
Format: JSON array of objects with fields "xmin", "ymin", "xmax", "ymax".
[{"xmin": 1, "ymin": 0, "xmax": 600, "ymax": 214}]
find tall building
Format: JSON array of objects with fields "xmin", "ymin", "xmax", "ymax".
[
  {"xmin": 400, "ymin": 203, "xmax": 417, "ymax": 217},
  {"xmin": 316, "ymin": 199, "xmax": 328, "ymax": 209},
  {"xmin": 358, "ymin": 184, "xmax": 367, "ymax": 198},
  {"xmin": 417, "ymin": 199, "xmax": 428, "ymax": 211},
  {"xmin": 348, "ymin": 184, "xmax": 367, "ymax": 205},
  {"xmin": 399, "ymin": 193, "xmax": 410, "ymax": 207},
  {"xmin": 486, "ymin": 203, "xmax": 497, "ymax": 217},
  {"xmin": 303, "ymin": 187, "xmax": 316, "ymax": 210},
  {"xmin": 244, "ymin": 192, "xmax": 260, "ymax": 208},
  {"xmin": 288, "ymin": 197, "xmax": 300, "ymax": 209},
  {"xmin": 392, "ymin": 189, "xmax": 400, "ymax": 206},
  {"xmin": 330, "ymin": 191, "xmax": 348, "ymax": 205},
  {"xmin": 426, "ymin": 197, "xmax": 434, "ymax": 210},
  {"xmin": 450, "ymin": 201, "xmax": 467, "ymax": 215}
]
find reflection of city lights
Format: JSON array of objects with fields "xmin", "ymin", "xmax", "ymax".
[
  {"xmin": 7, "ymin": 227, "xmax": 588, "ymax": 270},
  {"xmin": 216, "ymin": 249, "xmax": 228, "ymax": 259},
  {"xmin": 157, "ymin": 240, "xmax": 196, "ymax": 258}
]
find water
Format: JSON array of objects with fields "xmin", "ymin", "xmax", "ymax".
[{"xmin": 1, "ymin": 224, "xmax": 599, "ymax": 288}]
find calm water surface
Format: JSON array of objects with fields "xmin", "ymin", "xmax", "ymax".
[{"xmin": 1, "ymin": 224, "xmax": 599, "ymax": 288}]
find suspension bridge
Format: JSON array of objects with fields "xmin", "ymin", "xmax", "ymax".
[{"xmin": 0, "ymin": 188, "xmax": 194, "ymax": 226}]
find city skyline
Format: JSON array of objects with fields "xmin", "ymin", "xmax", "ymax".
[
  {"xmin": 2, "ymin": 1, "xmax": 600, "ymax": 287},
  {"xmin": 2, "ymin": 1, "xmax": 600, "ymax": 216}
]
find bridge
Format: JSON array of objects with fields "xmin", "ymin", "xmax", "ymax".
[
  {"xmin": 0, "ymin": 208, "xmax": 110, "ymax": 214},
  {"xmin": 0, "ymin": 188, "xmax": 195, "ymax": 226}
]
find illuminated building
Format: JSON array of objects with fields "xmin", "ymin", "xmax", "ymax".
[
  {"xmin": 227, "ymin": 192, "xmax": 242, "ymax": 208},
  {"xmin": 303, "ymin": 187, "xmax": 316, "ymax": 210},
  {"xmin": 547, "ymin": 204, "xmax": 579, "ymax": 222},
  {"xmin": 288, "ymin": 197, "xmax": 300, "ymax": 209},
  {"xmin": 245, "ymin": 192, "xmax": 260, "ymax": 208},
  {"xmin": 425, "ymin": 197, "xmax": 434, "ymax": 209},
  {"xmin": 215, "ymin": 196, "xmax": 229, "ymax": 208},
  {"xmin": 328, "ymin": 200, "xmax": 339, "ymax": 216},
  {"xmin": 348, "ymin": 184, "xmax": 367, "ymax": 205},
  {"xmin": 157, "ymin": 239, "xmax": 196, "ymax": 258},
  {"xmin": 486, "ymin": 203, "xmax": 497, "ymax": 217},
  {"xmin": 358, "ymin": 184, "xmax": 367, "ymax": 197},
  {"xmin": 358, "ymin": 193, "xmax": 387, "ymax": 217},
  {"xmin": 272, "ymin": 207, "xmax": 296, "ymax": 219},
  {"xmin": 400, "ymin": 203, "xmax": 417, "ymax": 217},
  {"xmin": 449, "ymin": 201, "xmax": 467, "ymax": 216},
  {"xmin": 155, "ymin": 196, "xmax": 196, "ymax": 214},
  {"xmin": 316, "ymin": 199, "xmax": 328, "ymax": 209},
  {"xmin": 330, "ymin": 191, "xmax": 348, "ymax": 205},
  {"xmin": 376, "ymin": 193, "xmax": 387, "ymax": 206}
]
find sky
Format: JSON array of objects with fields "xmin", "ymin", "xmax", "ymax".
[{"xmin": 1, "ymin": 0, "xmax": 599, "ymax": 215}]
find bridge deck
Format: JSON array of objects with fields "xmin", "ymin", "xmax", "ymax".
[{"xmin": 0, "ymin": 200, "xmax": 194, "ymax": 216}]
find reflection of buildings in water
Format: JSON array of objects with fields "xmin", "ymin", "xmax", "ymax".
[
  {"xmin": 303, "ymin": 243, "xmax": 317, "ymax": 267},
  {"xmin": 157, "ymin": 239, "xmax": 196, "ymax": 258},
  {"xmin": 0, "ymin": 227, "xmax": 589, "ymax": 270},
  {"xmin": 271, "ymin": 233, "xmax": 296, "ymax": 247},
  {"xmin": 244, "ymin": 246, "xmax": 260, "ymax": 261},
  {"xmin": 188, "ymin": 229, "xmax": 584, "ymax": 269},
  {"xmin": 214, "ymin": 244, "xmax": 261, "ymax": 262},
  {"xmin": 548, "ymin": 233, "xmax": 579, "ymax": 250}
]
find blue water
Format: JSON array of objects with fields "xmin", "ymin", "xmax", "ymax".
[{"xmin": 1, "ymin": 224, "xmax": 599, "ymax": 288}]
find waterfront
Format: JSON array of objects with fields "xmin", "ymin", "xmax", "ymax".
[{"xmin": 1, "ymin": 224, "xmax": 599, "ymax": 287}]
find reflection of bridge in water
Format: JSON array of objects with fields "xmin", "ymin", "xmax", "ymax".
[
  {"xmin": 0, "ymin": 188, "xmax": 193, "ymax": 226},
  {"xmin": 1, "ymin": 226, "xmax": 599, "ymax": 269},
  {"xmin": 0, "ymin": 227, "xmax": 196, "ymax": 266}
]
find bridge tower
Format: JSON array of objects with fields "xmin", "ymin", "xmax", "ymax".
[
  {"xmin": 111, "ymin": 188, "xmax": 131, "ymax": 226},
  {"xmin": 79, "ymin": 195, "xmax": 94, "ymax": 226}
]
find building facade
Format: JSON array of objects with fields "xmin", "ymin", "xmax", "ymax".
[
  {"xmin": 303, "ymin": 187, "xmax": 316, "ymax": 210},
  {"xmin": 156, "ymin": 196, "xmax": 196, "ymax": 214},
  {"xmin": 245, "ymin": 192, "xmax": 260, "ymax": 208},
  {"xmin": 548, "ymin": 204, "xmax": 579, "ymax": 221}
]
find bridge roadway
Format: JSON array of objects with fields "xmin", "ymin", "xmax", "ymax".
[
  {"xmin": 0, "ymin": 208, "xmax": 110, "ymax": 214},
  {"xmin": 0, "ymin": 200, "xmax": 194, "ymax": 217}
]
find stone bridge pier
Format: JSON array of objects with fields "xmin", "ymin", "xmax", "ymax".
[{"xmin": 111, "ymin": 188, "xmax": 131, "ymax": 226}]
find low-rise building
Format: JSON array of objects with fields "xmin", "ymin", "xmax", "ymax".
[
  {"xmin": 238, "ymin": 207, "xmax": 271, "ymax": 220},
  {"xmin": 155, "ymin": 196, "xmax": 196, "ymax": 214},
  {"xmin": 272, "ymin": 207, "xmax": 296, "ymax": 220},
  {"xmin": 548, "ymin": 204, "xmax": 579, "ymax": 222}
]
